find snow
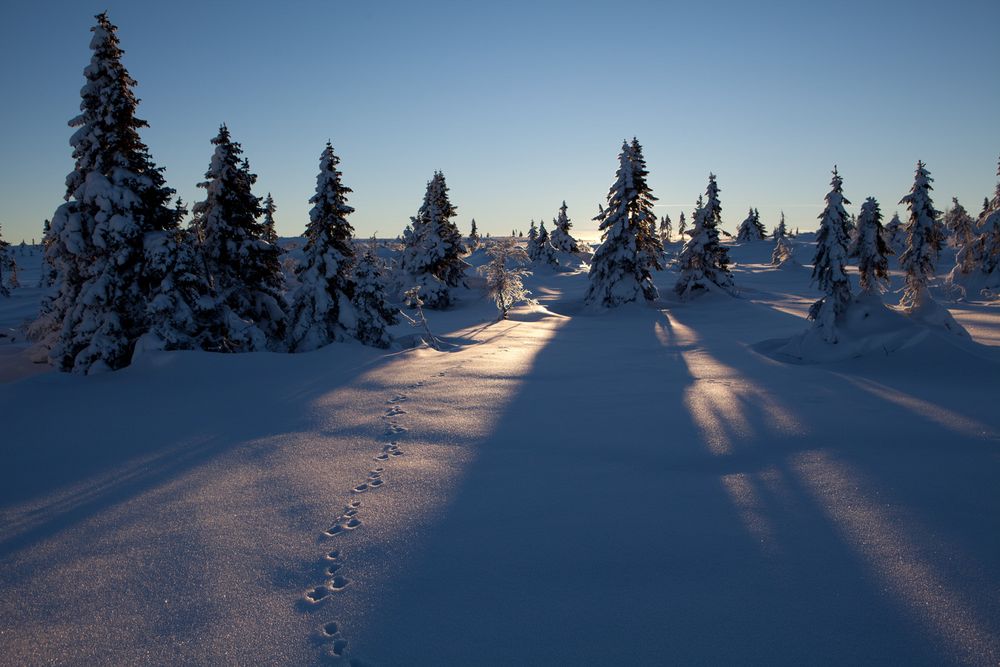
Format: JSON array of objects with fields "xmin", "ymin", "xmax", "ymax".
[{"xmin": 1, "ymin": 240, "xmax": 999, "ymax": 664}]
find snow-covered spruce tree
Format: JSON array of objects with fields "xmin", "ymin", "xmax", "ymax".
[
  {"xmin": 967, "ymin": 160, "xmax": 1000, "ymax": 292},
  {"xmin": 659, "ymin": 213, "xmax": 672, "ymax": 244},
  {"xmin": 399, "ymin": 171, "xmax": 469, "ymax": 309},
  {"xmin": 883, "ymin": 212, "xmax": 907, "ymax": 255},
  {"xmin": 193, "ymin": 125, "xmax": 287, "ymax": 351},
  {"xmin": 262, "ymin": 193, "xmax": 278, "ymax": 244},
  {"xmin": 674, "ymin": 174, "xmax": 735, "ymax": 298},
  {"xmin": 479, "ymin": 239, "xmax": 533, "ymax": 319},
  {"xmin": 287, "ymin": 142, "xmax": 357, "ymax": 352},
  {"xmin": 944, "ymin": 198, "xmax": 974, "ymax": 250},
  {"xmin": 0, "ymin": 224, "xmax": 10, "ymax": 297},
  {"xmin": 736, "ymin": 207, "xmax": 766, "ymax": 241},
  {"xmin": 945, "ymin": 197, "xmax": 983, "ymax": 283},
  {"xmin": 677, "ymin": 211, "xmax": 687, "ymax": 239},
  {"xmin": 526, "ymin": 219, "xmax": 539, "ymax": 260},
  {"xmin": 352, "ymin": 241, "xmax": 399, "ymax": 348},
  {"xmin": 534, "ymin": 220, "xmax": 559, "ymax": 266},
  {"xmin": 629, "ymin": 139, "xmax": 665, "ymax": 277},
  {"xmin": 807, "ymin": 167, "xmax": 853, "ymax": 342},
  {"xmin": 898, "ymin": 161, "xmax": 943, "ymax": 308},
  {"xmin": 143, "ymin": 198, "xmax": 223, "ymax": 351},
  {"xmin": 855, "ymin": 196, "xmax": 890, "ymax": 293},
  {"xmin": 774, "ymin": 211, "xmax": 788, "ymax": 239},
  {"xmin": 550, "ymin": 201, "xmax": 580, "ymax": 253},
  {"xmin": 771, "ymin": 234, "xmax": 794, "ymax": 267},
  {"xmin": 468, "ymin": 218, "xmax": 480, "ymax": 250},
  {"xmin": 44, "ymin": 13, "xmax": 179, "ymax": 373},
  {"xmin": 585, "ymin": 140, "xmax": 661, "ymax": 306}
]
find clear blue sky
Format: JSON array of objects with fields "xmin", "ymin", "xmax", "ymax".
[{"xmin": 1, "ymin": 0, "xmax": 998, "ymax": 244}]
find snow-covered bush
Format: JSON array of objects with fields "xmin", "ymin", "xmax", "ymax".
[{"xmin": 479, "ymin": 239, "xmax": 533, "ymax": 319}]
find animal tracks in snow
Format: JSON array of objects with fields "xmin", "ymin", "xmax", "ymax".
[{"xmin": 303, "ymin": 369, "xmax": 448, "ymax": 662}]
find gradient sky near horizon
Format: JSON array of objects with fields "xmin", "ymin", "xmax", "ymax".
[{"xmin": 1, "ymin": 0, "xmax": 998, "ymax": 244}]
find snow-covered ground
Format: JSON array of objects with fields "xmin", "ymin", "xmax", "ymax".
[{"xmin": 1, "ymin": 240, "xmax": 998, "ymax": 665}]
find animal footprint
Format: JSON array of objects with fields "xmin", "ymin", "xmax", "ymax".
[
  {"xmin": 326, "ymin": 562, "xmax": 343, "ymax": 576},
  {"xmin": 328, "ymin": 638, "xmax": 348, "ymax": 658},
  {"xmin": 325, "ymin": 549, "xmax": 341, "ymax": 561},
  {"xmin": 329, "ymin": 575, "xmax": 350, "ymax": 591},
  {"xmin": 320, "ymin": 622, "xmax": 339, "ymax": 637},
  {"xmin": 385, "ymin": 406, "xmax": 407, "ymax": 417},
  {"xmin": 387, "ymin": 394, "xmax": 408, "ymax": 404},
  {"xmin": 385, "ymin": 423, "xmax": 408, "ymax": 436},
  {"xmin": 304, "ymin": 585, "xmax": 331, "ymax": 603}
]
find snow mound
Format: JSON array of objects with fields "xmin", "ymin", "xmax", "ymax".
[{"xmin": 766, "ymin": 293, "xmax": 931, "ymax": 363}]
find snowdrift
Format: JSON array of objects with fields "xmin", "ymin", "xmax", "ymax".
[{"xmin": 763, "ymin": 293, "xmax": 970, "ymax": 363}]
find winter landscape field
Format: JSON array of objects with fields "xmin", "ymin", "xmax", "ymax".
[
  {"xmin": 3, "ymin": 3, "xmax": 1000, "ymax": 666},
  {"xmin": 2, "ymin": 233, "xmax": 999, "ymax": 665}
]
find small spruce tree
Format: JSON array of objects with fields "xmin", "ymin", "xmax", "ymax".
[
  {"xmin": 526, "ymin": 219, "xmax": 539, "ymax": 260},
  {"xmin": 352, "ymin": 239, "xmax": 399, "ymax": 348},
  {"xmin": 550, "ymin": 201, "xmax": 580, "ymax": 253},
  {"xmin": 468, "ymin": 218, "xmax": 480, "ymax": 250},
  {"xmin": 898, "ymin": 161, "xmax": 943, "ymax": 308},
  {"xmin": 399, "ymin": 172, "xmax": 469, "ymax": 309},
  {"xmin": 534, "ymin": 220, "xmax": 558, "ymax": 266},
  {"xmin": 855, "ymin": 196, "xmax": 891, "ymax": 293},
  {"xmin": 659, "ymin": 213, "xmax": 672, "ymax": 243},
  {"xmin": 677, "ymin": 211, "xmax": 687, "ymax": 239},
  {"xmin": 674, "ymin": 174, "xmax": 735, "ymax": 298}
]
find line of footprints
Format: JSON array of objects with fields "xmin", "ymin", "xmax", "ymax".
[{"xmin": 302, "ymin": 381, "xmax": 425, "ymax": 661}]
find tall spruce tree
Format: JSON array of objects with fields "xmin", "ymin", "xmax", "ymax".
[
  {"xmin": 287, "ymin": 142, "xmax": 357, "ymax": 352},
  {"xmin": 193, "ymin": 125, "xmax": 287, "ymax": 351},
  {"xmin": 550, "ymin": 201, "xmax": 579, "ymax": 253},
  {"xmin": 629, "ymin": 139, "xmax": 665, "ymax": 277},
  {"xmin": 855, "ymin": 196, "xmax": 890, "ymax": 293},
  {"xmin": 808, "ymin": 167, "xmax": 853, "ymax": 342},
  {"xmin": 262, "ymin": 193, "xmax": 278, "ymax": 244},
  {"xmin": 674, "ymin": 174, "xmax": 735, "ymax": 298},
  {"xmin": 43, "ymin": 13, "xmax": 178, "ymax": 373},
  {"xmin": 399, "ymin": 171, "xmax": 468, "ymax": 309},
  {"xmin": 898, "ymin": 161, "xmax": 943, "ymax": 308},
  {"xmin": 677, "ymin": 211, "xmax": 687, "ymax": 239},
  {"xmin": 585, "ymin": 140, "xmax": 660, "ymax": 306}
]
